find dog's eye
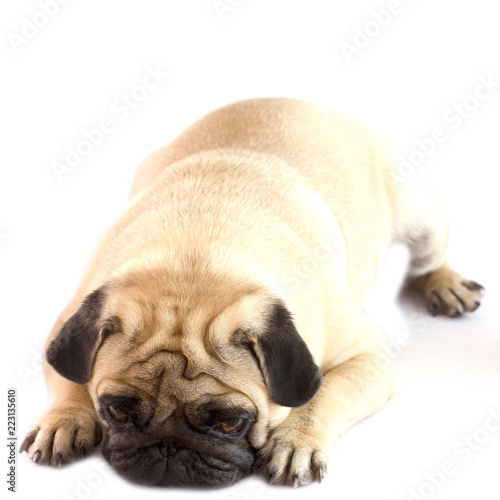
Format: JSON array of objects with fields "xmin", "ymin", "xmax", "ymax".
[
  {"xmin": 108, "ymin": 405, "xmax": 131, "ymax": 423},
  {"xmin": 218, "ymin": 418, "xmax": 245, "ymax": 434}
]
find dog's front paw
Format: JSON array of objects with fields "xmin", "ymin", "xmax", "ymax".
[
  {"xmin": 21, "ymin": 406, "xmax": 102, "ymax": 466},
  {"xmin": 255, "ymin": 427, "xmax": 328, "ymax": 487},
  {"xmin": 410, "ymin": 267, "xmax": 485, "ymax": 317}
]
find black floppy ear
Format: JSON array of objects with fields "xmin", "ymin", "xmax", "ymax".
[
  {"xmin": 46, "ymin": 287, "xmax": 119, "ymax": 384},
  {"xmin": 243, "ymin": 303, "xmax": 322, "ymax": 407}
]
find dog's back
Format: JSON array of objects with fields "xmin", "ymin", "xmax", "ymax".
[{"xmin": 132, "ymin": 98, "xmax": 396, "ymax": 299}]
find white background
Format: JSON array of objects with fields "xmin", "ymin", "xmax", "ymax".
[{"xmin": 1, "ymin": 1, "xmax": 499, "ymax": 499}]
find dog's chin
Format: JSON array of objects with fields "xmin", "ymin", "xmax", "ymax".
[{"xmin": 101, "ymin": 432, "xmax": 256, "ymax": 488}]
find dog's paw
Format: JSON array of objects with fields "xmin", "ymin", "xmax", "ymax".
[
  {"xmin": 255, "ymin": 426, "xmax": 328, "ymax": 487},
  {"xmin": 410, "ymin": 267, "xmax": 485, "ymax": 317},
  {"xmin": 21, "ymin": 406, "xmax": 102, "ymax": 466}
]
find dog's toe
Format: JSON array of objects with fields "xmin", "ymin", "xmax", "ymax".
[
  {"xmin": 410, "ymin": 267, "xmax": 485, "ymax": 318},
  {"xmin": 256, "ymin": 427, "xmax": 329, "ymax": 487},
  {"xmin": 22, "ymin": 406, "xmax": 101, "ymax": 466}
]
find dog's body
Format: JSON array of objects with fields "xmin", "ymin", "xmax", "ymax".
[{"xmin": 22, "ymin": 98, "xmax": 484, "ymax": 487}]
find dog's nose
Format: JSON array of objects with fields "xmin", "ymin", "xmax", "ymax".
[
  {"xmin": 158, "ymin": 442, "xmax": 169, "ymax": 458},
  {"xmin": 158, "ymin": 439, "xmax": 178, "ymax": 458}
]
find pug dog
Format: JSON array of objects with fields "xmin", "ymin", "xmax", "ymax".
[{"xmin": 21, "ymin": 98, "xmax": 484, "ymax": 488}]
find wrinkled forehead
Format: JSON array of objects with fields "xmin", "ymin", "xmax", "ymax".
[
  {"xmin": 93, "ymin": 349, "xmax": 235, "ymax": 406},
  {"xmin": 90, "ymin": 277, "xmax": 272, "ymax": 410},
  {"xmin": 92, "ymin": 304, "xmax": 230, "ymax": 396},
  {"xmin": 91, "ymin": 305, "xmax": 258, "ymax": 401},
  {"xmin": 97, "ymin": 276, "xmax": 270, "ymax": 362}
]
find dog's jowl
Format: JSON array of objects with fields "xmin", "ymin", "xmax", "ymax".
[{"xmin": 22, "ymin": 98, "xmax": 484, "ymax": 487}]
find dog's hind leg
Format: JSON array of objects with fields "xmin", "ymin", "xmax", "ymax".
[{"xmin": 393, "ymin": 180, "xmax": 485, "ymax": 316}]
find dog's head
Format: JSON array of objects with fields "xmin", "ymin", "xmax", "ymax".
[{"xmin": 46, "ymin": 267, "xmax": 322, "ymax": 487}]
